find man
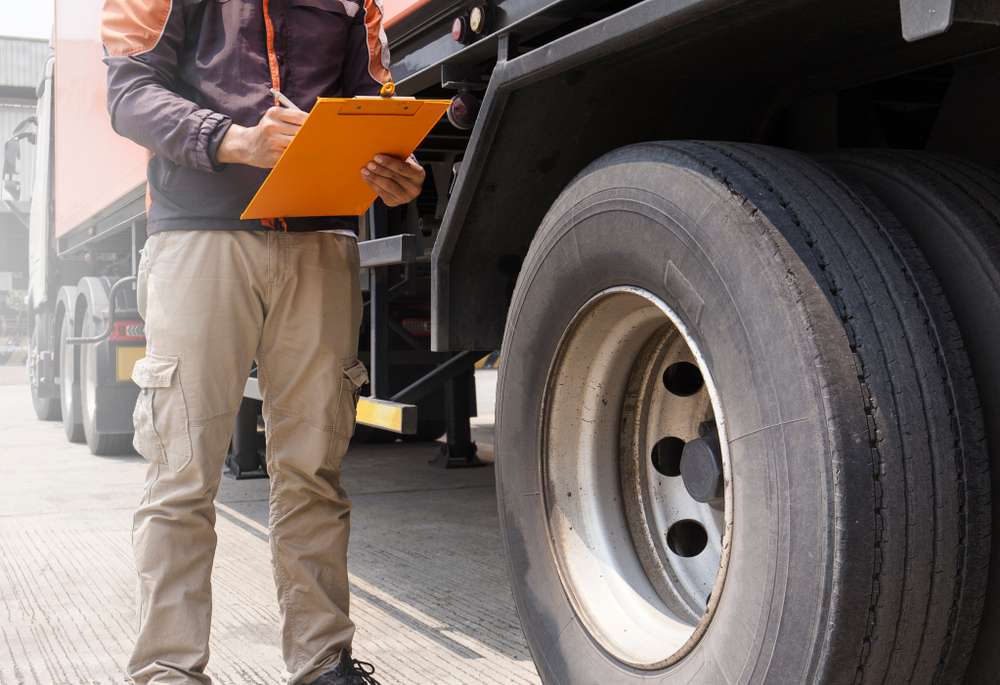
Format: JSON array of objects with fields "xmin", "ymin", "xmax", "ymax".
[{"xmin": 101, "ymin": 1, "xmax": 424, "ymax": 683}]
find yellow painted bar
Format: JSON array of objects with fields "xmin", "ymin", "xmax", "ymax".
[
  {"xmin": 117, "ymin": 346, "xmax": 146, "ymax": 383},
  {"xmin": 356, "ymin": 397, "xmax": 403, "ymax": 433}
]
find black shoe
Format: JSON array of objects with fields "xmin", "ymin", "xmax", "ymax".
[{"xmin": 307, "ymin": 650, "xmax": 382, "ymax": 685}]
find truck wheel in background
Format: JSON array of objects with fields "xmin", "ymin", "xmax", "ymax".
[
  {"xmin": 29, "ymin": 323, "xmax": 60, "ymax": 421},
  {"xmin": 495, "ymin": 142, "xmax": 989, "ymax": 684},
  {"xmin": 825, "ymin": 151, "xmax": 1000, "ymax": 683},
  {"xmin": 59, "ymin": 314, "xmax": 84, "ymax": 443},
  {"xmin": 78, "ymin": 315, "xmax": 133, "ymax": 456}
]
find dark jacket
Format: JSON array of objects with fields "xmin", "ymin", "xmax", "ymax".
[{"xmin": 102, "ymin": 0, "xmax": 391, "ymax": 234}]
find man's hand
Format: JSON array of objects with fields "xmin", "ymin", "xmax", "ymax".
[
  {"xmin": 216, "ymin": 107, "xmax": 308, "ymax": 168},
  {"xmin": 361, "ymin": 154, "xmax": 426, "ymax": 207}
]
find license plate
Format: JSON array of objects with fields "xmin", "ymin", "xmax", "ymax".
[{"xmin": 117, "ymin": 346, "xmax": 146, "ymax": 383}]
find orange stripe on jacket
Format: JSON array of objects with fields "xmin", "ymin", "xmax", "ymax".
[
  {"xmin": 262, "ymin": 0, "xmax": 282, "ymax": 97},
  {"xmin": 261, "ymin": 0, "xmax": 285, "ymax": 230},
  {"xmin": 365, "ymin": 0, "xmax": 392, "ymax": 85},
  {"xmin": 102, "ymin": 0, "xmax": 173, "ymax": 57},
  {"xmin": 145, "ymin": 151, "xmax": 155, "ymax": 215}
]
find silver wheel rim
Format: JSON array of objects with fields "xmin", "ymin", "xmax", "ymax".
[{"xmin": 541, "ymin": 286, "xmax": 732, "ymax": 669}]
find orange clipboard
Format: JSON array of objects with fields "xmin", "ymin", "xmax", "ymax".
[{"xmin": 241, "ymin": 97, "xmax": 451, "ymax": 219}]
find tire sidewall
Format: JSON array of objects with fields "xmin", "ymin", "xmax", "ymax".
[
  {"xmin": 60, "ymin": 314, "xmax": 83, "ymax": 442},
  {"xmin": 29, "ymin": 321, "xmax": 44, "ymax": 408},
  {"xmin": 80, "ymin": 317, "xmax": 99, "ymax": 451},
  {"xmin": 496, "ymin": 150, "xmax": 865, "ymax": 684}
]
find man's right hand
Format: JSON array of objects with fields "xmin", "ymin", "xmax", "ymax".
[{"xmin": 216, "ymin": 107, "xmax": 308, "ymax": 168}]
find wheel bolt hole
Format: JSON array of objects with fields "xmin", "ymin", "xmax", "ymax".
[
  {"xmin": 651, "ymin": 437, "xmax": 685, "ymax": 477},
  {"xmin": 666, "ymin": 519, "xmax": 708, "ymax": 557},
  {"xmin": 663, "ymin": 362, "xmax": 704, "ymax": 396}
]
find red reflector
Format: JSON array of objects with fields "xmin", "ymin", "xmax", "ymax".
[
  {"xmin": 109, "ymin": 321, "xmax": 146, "ymax": 341},
  {"xmin": 401, "ymin": 318, "xmax": 431, "ymax": 337},
  {"xmin": 451, "ymin": 16, "xmax": 468, "ymax": 43}
]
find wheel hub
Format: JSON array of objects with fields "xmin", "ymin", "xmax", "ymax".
[{"xmin": 542, "ymin": 287, "xmax": 732, "ymax": 669}]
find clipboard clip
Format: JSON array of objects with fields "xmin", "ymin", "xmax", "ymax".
[{"xmin": 380, "ymin": 82, "xmax": 396, "ymax": 98}]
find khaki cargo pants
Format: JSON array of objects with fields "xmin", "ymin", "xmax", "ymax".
[{"xmin": 128, "ymin": 229, "xmax": 366, "ymax": 685}]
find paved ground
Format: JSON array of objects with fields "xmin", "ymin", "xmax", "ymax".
[
  {"xmin": 0, "ymin": 368, "xmax": 540, "ymax": 685},
  {"xmin": 0, "ymin": 365, "xmax": 27, "ymax": 385}
]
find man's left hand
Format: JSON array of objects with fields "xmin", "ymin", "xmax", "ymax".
[{"xmin": 361, "ymin": 154, "xmax": 426, "ymax": 207}]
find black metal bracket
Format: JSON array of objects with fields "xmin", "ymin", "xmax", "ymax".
[
  {"xmin": 368, "ymin": 201, "xmax": 391, "ymax": 399},
  {"xmin": 430, "ymin": 365, "xmax": 486, "ymax": 469},
  {"xmin": 225, "ymin": 397, "xmax": 268, "ymax": 480},
  {"xmin": 392, "ymin": 350, "xmax": 484, "ymax": 403},
  {"xmin": 359, "ymin": 234, "xmax": 419, "ymax": 268},
  {"xmin": 442, "ymin": 64, "xmax": 490, "ymax": 90}
]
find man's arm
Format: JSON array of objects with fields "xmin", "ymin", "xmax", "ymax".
[
  {"xmin": 103, "ymin": 0, "xmax": 232, "ymax": 172},
  {"xmin": 104, "ymin": 0, "xmax": 305, "ymax": 172}
]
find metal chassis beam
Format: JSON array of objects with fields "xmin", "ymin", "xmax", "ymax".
[{"xmin": 359, "ymin": 234, "xmax": 419, "ymax": 268}]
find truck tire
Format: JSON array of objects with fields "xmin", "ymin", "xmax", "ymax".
[
  {"xmin": 29, "ymin": 325, "xmax": 60, "ymax": 421},
  {"xmin": 59, "ymin": 314, "xmax": 84, "ymax": 443},
  {"xmin": 495, "ymin": 142, "xmax": 989, "ymax": 685},
  {"xmin": 824, "ymin": 151, "xmax": 1000, "ymax": 684},
  {"xmin": 79, "ymin": 315, "xmax": 133, "ymax": 456}
]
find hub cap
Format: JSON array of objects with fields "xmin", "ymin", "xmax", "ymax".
[{"xmin": 541, "ymin": 287, "xmax": 732, "ymax": 669}]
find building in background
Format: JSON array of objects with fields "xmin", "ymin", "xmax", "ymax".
[{"xmin": 1, "ymin": 35, "xmax": 49, "ymax": 342}]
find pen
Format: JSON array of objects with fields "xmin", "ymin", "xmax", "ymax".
[{"xmin": 270, "ymin": 87, "xmax": 302, "ymax": 112}]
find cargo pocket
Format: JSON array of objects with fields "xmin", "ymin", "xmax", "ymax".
[
  {"xmin": 131, "ymin": 353, "xmax": 193, "ymax": 472},
  {"xmin": 330, "ymin": 359, "xmax": 368, "ymax": 463}
]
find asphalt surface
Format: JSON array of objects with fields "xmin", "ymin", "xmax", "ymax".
[{"xmin": 0, "ymin": 366, "xmax": 540, "ymax": 685}]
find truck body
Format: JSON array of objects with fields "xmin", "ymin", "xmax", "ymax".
[{"xmin": 7, "ymin": 0, "xmax": 1000, "ymax": 683}]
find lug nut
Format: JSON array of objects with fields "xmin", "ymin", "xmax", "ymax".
[{"xmin": 680, "ymin": 429, "xmax": 724, "ymax": 507}]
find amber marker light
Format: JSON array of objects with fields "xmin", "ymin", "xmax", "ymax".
[{"xmin": 470, "ymin": 6, "xmax": 485, "ymax": 32}]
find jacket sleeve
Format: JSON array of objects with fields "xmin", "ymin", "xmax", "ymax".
[
  {"xmin": 340, "ymin": 0, "xmax": 392, "ymax": 97},
  {"xmin": 102, "ymin": 0, "xmax": 232, "ymax": 172}
]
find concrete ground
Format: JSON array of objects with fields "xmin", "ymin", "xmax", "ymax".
[{"xmin": 0, "ymin": 367, "xmax": 541, "ymax": 685}]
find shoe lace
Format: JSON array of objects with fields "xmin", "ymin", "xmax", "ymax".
[{"xmin": 344, "ymin": 657, "xmax": 382, "ymax": 685}]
